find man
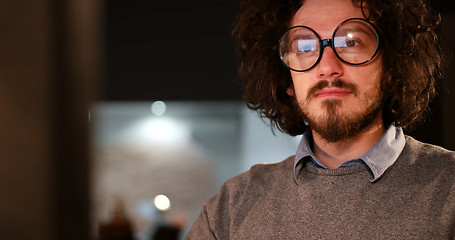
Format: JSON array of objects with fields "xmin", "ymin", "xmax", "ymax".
[{"xmin": 186, "ymin": 0, "xmax": 455, "ymax": 238}]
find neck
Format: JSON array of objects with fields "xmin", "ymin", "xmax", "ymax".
[{"xmin": 311, "ymin": 114, "xmax": 386, "ymax": 169}]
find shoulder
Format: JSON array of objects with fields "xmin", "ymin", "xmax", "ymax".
[
  {"xmin": 404, "ymin": 136, "xmax": 455, "ymax": 163},
  {"xmin": 216, "ymin": 156, "xmax": 295, "ymax": 203},
  {"xmin": 234, "ymin": 156, "xmax": 294, "ymax": 183},
  {"xmin": 187, "ymin": 157, "xmax": 295, "ymax": 238},
  {"xmin": 399, "ymin": 135, "xmax": 455, "ymax": 177},
  {"xmin": 198, "ymin": 156, "xmax": 295, "ymax": 234}
]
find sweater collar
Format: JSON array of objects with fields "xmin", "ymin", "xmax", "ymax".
[{"xmin": 294, "ymin": 124, "xmax": 406, "ymax": 184}]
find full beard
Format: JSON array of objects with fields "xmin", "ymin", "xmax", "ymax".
[{"xmin": 295, "ymin": 79, "xmax": 384, "ymax": 143}]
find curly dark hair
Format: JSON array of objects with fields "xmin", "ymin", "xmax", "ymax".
[{"xmin": 232, "ymin": 0, "xmax": 444, "ymax": 136}]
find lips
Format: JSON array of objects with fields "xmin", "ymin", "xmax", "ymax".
[
  {"xmin": 314, "ymin": 88, "xmax": 352, "ymax": 98},
  {"xmin": 306, "ymin": 79, "xmax": 359, "ymax": 101}
]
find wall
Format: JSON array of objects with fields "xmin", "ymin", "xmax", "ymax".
[{"xmin": 91, "ymin": 101, "xmax": 300, "ymax": 239}]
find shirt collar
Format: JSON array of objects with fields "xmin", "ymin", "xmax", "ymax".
[{"xmin": 293, "ymin": 124, "xmax": 406, "ymax": 184}]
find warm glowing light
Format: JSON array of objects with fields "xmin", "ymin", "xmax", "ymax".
[
  {"xmin": 154, "ymin": 195, "xmax": 171, "ymax": 211},
  {"xmin": 151, "ymin": 101, "xmax": 167, "ymax": 116},
  {"xmin": 127, "ymin": 117, "xmax": 190, "ymax": 144}
]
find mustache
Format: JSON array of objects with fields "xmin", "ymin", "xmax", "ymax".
[{"xmin": 306, "ymin": 79, "xmax": 359, "ymax": 101}]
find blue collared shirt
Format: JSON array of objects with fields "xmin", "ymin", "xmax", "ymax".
[{"xmin": 294, "ymin": 124, "xmax": 406, "ymax": 184}]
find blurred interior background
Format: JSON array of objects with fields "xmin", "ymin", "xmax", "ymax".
[{"xmin": 1, "ymin": 0, "xmax": 454, "ymax": 239}]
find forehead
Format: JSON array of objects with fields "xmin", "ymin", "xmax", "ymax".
[{"xmin": 291, "ymin": 0, "xmax": 365, "ymax": 33}]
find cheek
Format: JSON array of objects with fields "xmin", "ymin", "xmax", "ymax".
[
  {"xmin": 361, "ymin": 67, "xmax": 384, "ymax": 94},
  {"xmin": 293, "ymin": 84, "xmax": 309, "ymax": 102},
  {"xmin": 289, "ymin": 72, "xmax": 311, "ymax": 100}
]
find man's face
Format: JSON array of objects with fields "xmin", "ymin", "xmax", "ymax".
[{"xmin": 288, "ymin": 0, "xmax": 385, "ymax": 142}]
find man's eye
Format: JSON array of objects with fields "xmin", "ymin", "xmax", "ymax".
[
  {"xmin": 345, "ymin": 39, "xmax": 359, "ymax": 47},
  {"xmin": 334, "ymin": 36, "xmax": 361, "ymax": 48}
]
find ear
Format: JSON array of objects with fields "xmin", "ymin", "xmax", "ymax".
[
  {"xmin": 384, "ymin": 69, "xmax": 393, "ymax": 84},
  {"xmin": 287, "ymin": 86, "xmax": 295, "ymax": 96},
  {"xmin": 386, "ymin": 75, "xmax": 392, "ymax": 84}
]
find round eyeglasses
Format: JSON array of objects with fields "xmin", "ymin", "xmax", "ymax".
[{"xmin": 279, "ymin": 18, "xmax": 380, "ymax": 72}]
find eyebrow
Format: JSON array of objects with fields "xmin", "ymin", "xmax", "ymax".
[{"xmin": 289, "ymin": 33, "xmax": 318, "ymax": 44}]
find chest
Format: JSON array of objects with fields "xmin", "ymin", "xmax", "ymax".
[{"xmin": 230, "ymin": 174, "xmax": 454, "ymax": 239}]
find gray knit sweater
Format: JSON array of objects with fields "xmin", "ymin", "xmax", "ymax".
[{"xmin": 186, "ymin": 136, "xmax": 455, "ymax": 239}]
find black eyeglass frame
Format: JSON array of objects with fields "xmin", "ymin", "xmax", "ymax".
[{"xmin": 278, "ymin": 18, "xmax": 381, "ymax": 72}]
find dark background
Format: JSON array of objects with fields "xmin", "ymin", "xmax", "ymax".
[
  {"xmin": 104, "ymin": 0, "xmax": 240, "ymax": 101},
  {"xmin": 103, "ymin": 0, "xmax": 455, "ymax": 150}
]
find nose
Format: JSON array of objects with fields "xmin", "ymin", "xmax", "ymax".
[{"xmin": 316, "ymin": 46, "xmax": 343, "ymax": 79}]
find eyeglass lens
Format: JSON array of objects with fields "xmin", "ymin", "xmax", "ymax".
[{"xmin": 279, "ymin": 19, "xmax": 379, "ymax": 72}]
